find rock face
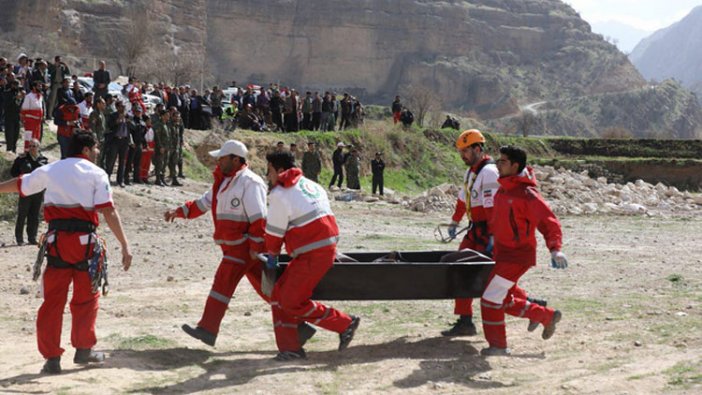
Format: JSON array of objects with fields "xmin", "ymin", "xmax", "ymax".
[
  {"xmin": 630, "ymin": 6, "xmax": 702, "ymax": 98},
  {"xmin": 206, "ymin": 0, "xmax": 643, "ymax": 116},
  {"xmin": 0, "ymin": 0, "xmax": 643, "ymax": 119}
]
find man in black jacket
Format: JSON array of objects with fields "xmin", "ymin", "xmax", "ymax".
[
  {"xmin": 10, "ymin": 139, "xmax": 48, "ymax": 245},
  {"xmin": 329, "ymin": 142, "xmax": 346, "ymax": 189},
  {"xmin": 105, "ymin": 101, "xmax": 130, "ymax": 187},
  {"xmin": 371, "ymin": 152, "xmax": 385, "ymax": 196},
  {"xmin": 3, "ymin": 79, "xmax": 22, "ymax": 153},
  {"xmin": 126, "ymin": 106, "xmax": 147, "ymax": 185},
  {"xmin": 92, "ymin": 61, "xmax": 111, "ymax": 101}
]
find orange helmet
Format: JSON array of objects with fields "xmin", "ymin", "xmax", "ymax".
[{"xmin": 455, "ymin": 129, "xmax": 485, "ymax": 150}]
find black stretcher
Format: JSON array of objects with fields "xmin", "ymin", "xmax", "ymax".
[{"xmin": 275, "ymin": 250, "xmax": 494, "ymax": 301}]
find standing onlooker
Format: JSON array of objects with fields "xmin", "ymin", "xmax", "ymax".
[
  {"xmin": 140, "ymin": 117, "xmax": 155, "ymax": 183},
  {"xmin": 54, "ymin": 103, "xmax": 81, "ymax": 159},
  {"xmin": 371, "ymin": 152, "xmax": 385, "ymax": 196},
  {"xmin": 339, "ymin": 93, "xmax": 353, "ymax": 130},
  {"xmin": 92, "ymin": 61, "xmax": 111, "ymax": 100},
  {"xmin": 270, "ymin": 90, "xmax": 284, "ymax": 132},
  {"xmin": 301, "ymin": 141, "xmax": 322, "ymax": 182},
  {"xmin": 105, "ymin": 101, "xmax": 131, "ymax": 187},
  {"xmin": 392, "ymin": 95, "xmax": 402, "ymax": 124},
  {"xmin": 167, "ymin": 108, "xmax": 183, "ymax": 186},
  {"xmin": 3, "ymin": 79, "xmax": 23, "ymax": 153},
  {"xmin": 301, "ymin": 91, "xmax": 313, "ymax": 130},
  {"xmin": 10, "ymin": 138, "xmax": 48, "ymax": 245},
  {"xmin": 47, "ymin": 56, "xmax": 70, "ymax": 114},
  {"xmin": 345, "ymin": 147, "xmax": 361, "ymax": 190},
  {"xmin": 126, "ymin": 106, "xmax": 147, "ymax": 185},
  {"xmin": 284, "ymin": 89, "xmax": 299, "ymax": 132},
  {"xmin": 329, "ymin": 142, "xmax": 346, "ymax": 189},
  {"xmin": 320, "ymin": 92, "xmax": 333, "ymax": 131},
  {"xmin": 152, "ymin": 109, "xmax": 171, "ymax": 186},
  {"xmin": 89, "ymin": 97, "xmax": 107, "ymax": 168},
  {"xmin": 78, "ymin": 92, "xmax": 93, "ymax": 127},
  {"xmin": 311, "ymin": 92, "xmax": 322, "ymax": 131}
]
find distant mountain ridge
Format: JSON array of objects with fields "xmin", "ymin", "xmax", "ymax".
[{"xmin": 630, "ymin": 5, "xmax": 702, "ymax": 99}]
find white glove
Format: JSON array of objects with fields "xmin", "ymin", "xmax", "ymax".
[{"xmin": 550, "ymin": 250, "xmax": 568, "ymax": 269}]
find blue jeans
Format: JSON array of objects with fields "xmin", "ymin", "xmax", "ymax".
[{"xmin": 58, "ymin": 134, "xmax": 72, "ymax": 159}]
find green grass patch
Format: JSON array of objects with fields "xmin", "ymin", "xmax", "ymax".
[
  {"xmin": 665, "ymin": 360, "xmax": 702, "ymax": 388},
  {"xmin": 182, "ymin": 149, "xmax": 211, "ymax": 182},
  {"xmin": 107, "ymin": 333, "xmax": 176, "ymax": 350}
]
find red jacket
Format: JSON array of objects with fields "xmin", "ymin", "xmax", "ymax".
[{"xmin": 490, "ymin": 167, "xmax": 562, "ymax": 266}]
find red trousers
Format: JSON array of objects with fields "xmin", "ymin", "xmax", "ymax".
[
  {"xmin": 271, "ymin": 246, "xmax": 352, "ymax": 352},
  {"xmin": 37, "ymin": 266, "xmax": 99, "ymax": 359},
  {"xmin": 453, "ymin": 223, "xmax": 492, "ymax": 316},
  {"xmin": 140, "ymin": 145, "xmax": 154, "ymax": 181},
  {"xmin": 198, "ymin": 247, "xmax": 268, "ymax": 335},
  {"xmin": 480, "ymin": 262, "xmax": 555, "ymax": 348},
  {"xmin": 392, "ymin": 111, "xmax": 401, "ymax": 124},
  {"xmin": 21, "ymin": 109, "xmax": 43, "ymax": 151}
]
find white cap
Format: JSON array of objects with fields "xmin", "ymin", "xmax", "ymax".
[
  {"xmin": 17, "ymin": 53, "xmax": 27, "ymax": 61},
  {"xmin": 209, "ymin": 140, "xmax": 248, "ymax": 158},
  {"xmin": 337, "ymin": 142, "xmax": 345, "ymax": 147}
]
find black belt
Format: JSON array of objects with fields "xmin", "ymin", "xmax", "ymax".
[
  {"xmin": 49, "ymin": 219, "xmax": 96, "ymax": 233},
  {"xmin": 47, "ymin": 256, "xmax": 89, "ymax": 271}
]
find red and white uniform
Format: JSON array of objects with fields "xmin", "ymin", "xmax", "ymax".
[
  {"xmin": 174, "ymin": 164, "xmax": 269, "ymax": 335},
  {"xmin": 20, "ymin": 91, "xmax": 44, "ymax": 150},
  {"xmin": 450, "ymin": 157, "xmax": 500, "ymax": 316},
  {"xmin": 57, "ymin": 104, "xmax": 81, "ymax": 138},
  {"xmin": 128, "ymin": 85, "xmax": 146, "ymax": 114},
  {"xmin": 265, "ymin": 168, "xmax": 353, "ymax": 352},
  {"xmin": 481, "ymin": 167, "xmax": 563, "ymax": 349},
  {"xmin": 18, "ymin": 156, "xmax": 113, "ymax": 359},
  {"xmin": 140, "ymin": 127, "xmax": 155, "ymax": 182},
  {"xmin": 78, "ymin": 99, "xmax": 93, "ymax": 127}
]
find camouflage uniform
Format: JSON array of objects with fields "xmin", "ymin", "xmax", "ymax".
[
  {"xmin": 301, "ymin": 150, "xmax": 322, "ymax": 182},
  {"xmin": 153, "ymin": 118, "xmax": 171, "ymax": 184},
  {"xmin": 345, "ymin": 152, "xmax": 361, "ymax": 190}
]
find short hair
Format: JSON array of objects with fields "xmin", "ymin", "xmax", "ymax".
[
  {"xmin": 68, "ymin": 132, "xmax": 97, "ymax": 157},
  {"xmin": 266, "ymin": 151, "xmax": 296, "ymax": 171},
  {"xmin": 276, "ymin": 141, "xmax": 284, "ymax": 146},
  {"xmin": 499, "ymin": 145, "xmax": 527, "ymax": 173},
  {"xmin": 84, "ymin": 92, "xmax": 93, "ymax": 98},
  {"xmin": 31, "ymin": 80, "xmax": 42, "ymax": 89}
]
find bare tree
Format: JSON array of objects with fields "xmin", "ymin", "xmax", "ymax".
[
  {"xmin": 514, "ymin": 111, "xmax": 538, "ymax": 137},
  {"xmin": 400, "ymin": 84, "xmax": 441, "ymax": 128},
  {"xmin": 108, "ymin": 1, "xmax": 154, "ymax": 78}
]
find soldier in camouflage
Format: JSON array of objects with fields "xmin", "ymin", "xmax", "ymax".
[
  {"xmin": 152, "ymin": 109, "xmax": 171, "ymax": 186},
  {"xmin": 301, "ymin": 141, "xmax": 322, "ymax": 182}
]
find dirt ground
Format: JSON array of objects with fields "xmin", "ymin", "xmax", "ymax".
[{"xmin": 0, "ymin": 175, "xmax": 700, "ymax": 394}]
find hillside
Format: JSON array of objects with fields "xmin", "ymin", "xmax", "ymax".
[
  {"xmin": 1, "ymin": 1, "xmax": 644, "ymax": 118},
  {"xmin": 630, "ymin": 6, "xmax": 702, "ymax": 100}
]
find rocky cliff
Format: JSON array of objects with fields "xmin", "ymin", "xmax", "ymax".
[{"xmin": 3, "ymin": 0, "xmax": 698, "ymax": 137}]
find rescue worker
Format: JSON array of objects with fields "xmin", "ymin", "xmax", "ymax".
[
  {"xmin": 54, "ymin": 103, "xmax": 81, "ymax": 159},
  {"xmin": 345, "ymin": 147, "xmax": 361, "ymax": 190},
  {"xmin": 152, "ymin": 109, "xmax": 171, "ymax": 186},
  {"xmin": 442, "ymin": 129, "xmax": 499, "ymax": 337},
  {"xmin": 444, "ymin": 131, "xmax": 546, "ymax": 337},
  {"xmin": 10, "ymin": 138, "xmax": 48, "ymax": 245},
  {"xmin": 164, "ymin": 140, "xmax": 316, "ymax": 348},
  {"xmin": 20, "ymin": 81, "xmax": 44, "ymax": 150},
  {"xmin": 264, "ymin": 151, "xmax": 360, "ymax": 361},
  {"xmin": 479, "ymin": 145, "xmax": 568, "ymax": 356},
  {"xmin": 0, "ymin": 132, "xmax": 133, "ymax": 374},
  {"xmin": 301, "ymin": 141, "xmax": 322, "ymax": 182}
]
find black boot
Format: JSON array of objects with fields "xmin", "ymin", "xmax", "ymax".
[
  {"xmin": 273, "ymin": 349, "xmax": 307, "ymax": 362},
  {"xmin": 441, "ymin": 315, "xmax": 477, "ymax": 337},
  {"xmin": 74, "ymin": 348, "xmax": 105, "ymax": 364},
  {"xmin": 155, "ymin": 177, "xmax": 166, "ymax": 187},
  {"xmin": 41, "ymin": 357, "xmax": 61, "ymax": 374},
  {"xmin": 338, "ymin": 316, "xmax": 361, "ymax": 351},
  {"xmin": 171, "ymin": 177, "xmax": 183, "ymax": 187},
  {"xmin": 298, "ymin": 322, "xmax": 317, "ymax": 347},
  {"xmin": 527, "ymin": 297, "xmax": 548, "ymax": 332},
  {"xmin": 182, "ymin": 324, "xmax": 216, "ymax": 346}
]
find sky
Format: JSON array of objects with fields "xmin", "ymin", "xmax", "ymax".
[{"xmin": 565, "ymin": 0, "xmax": 702, "ymax": 51}]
